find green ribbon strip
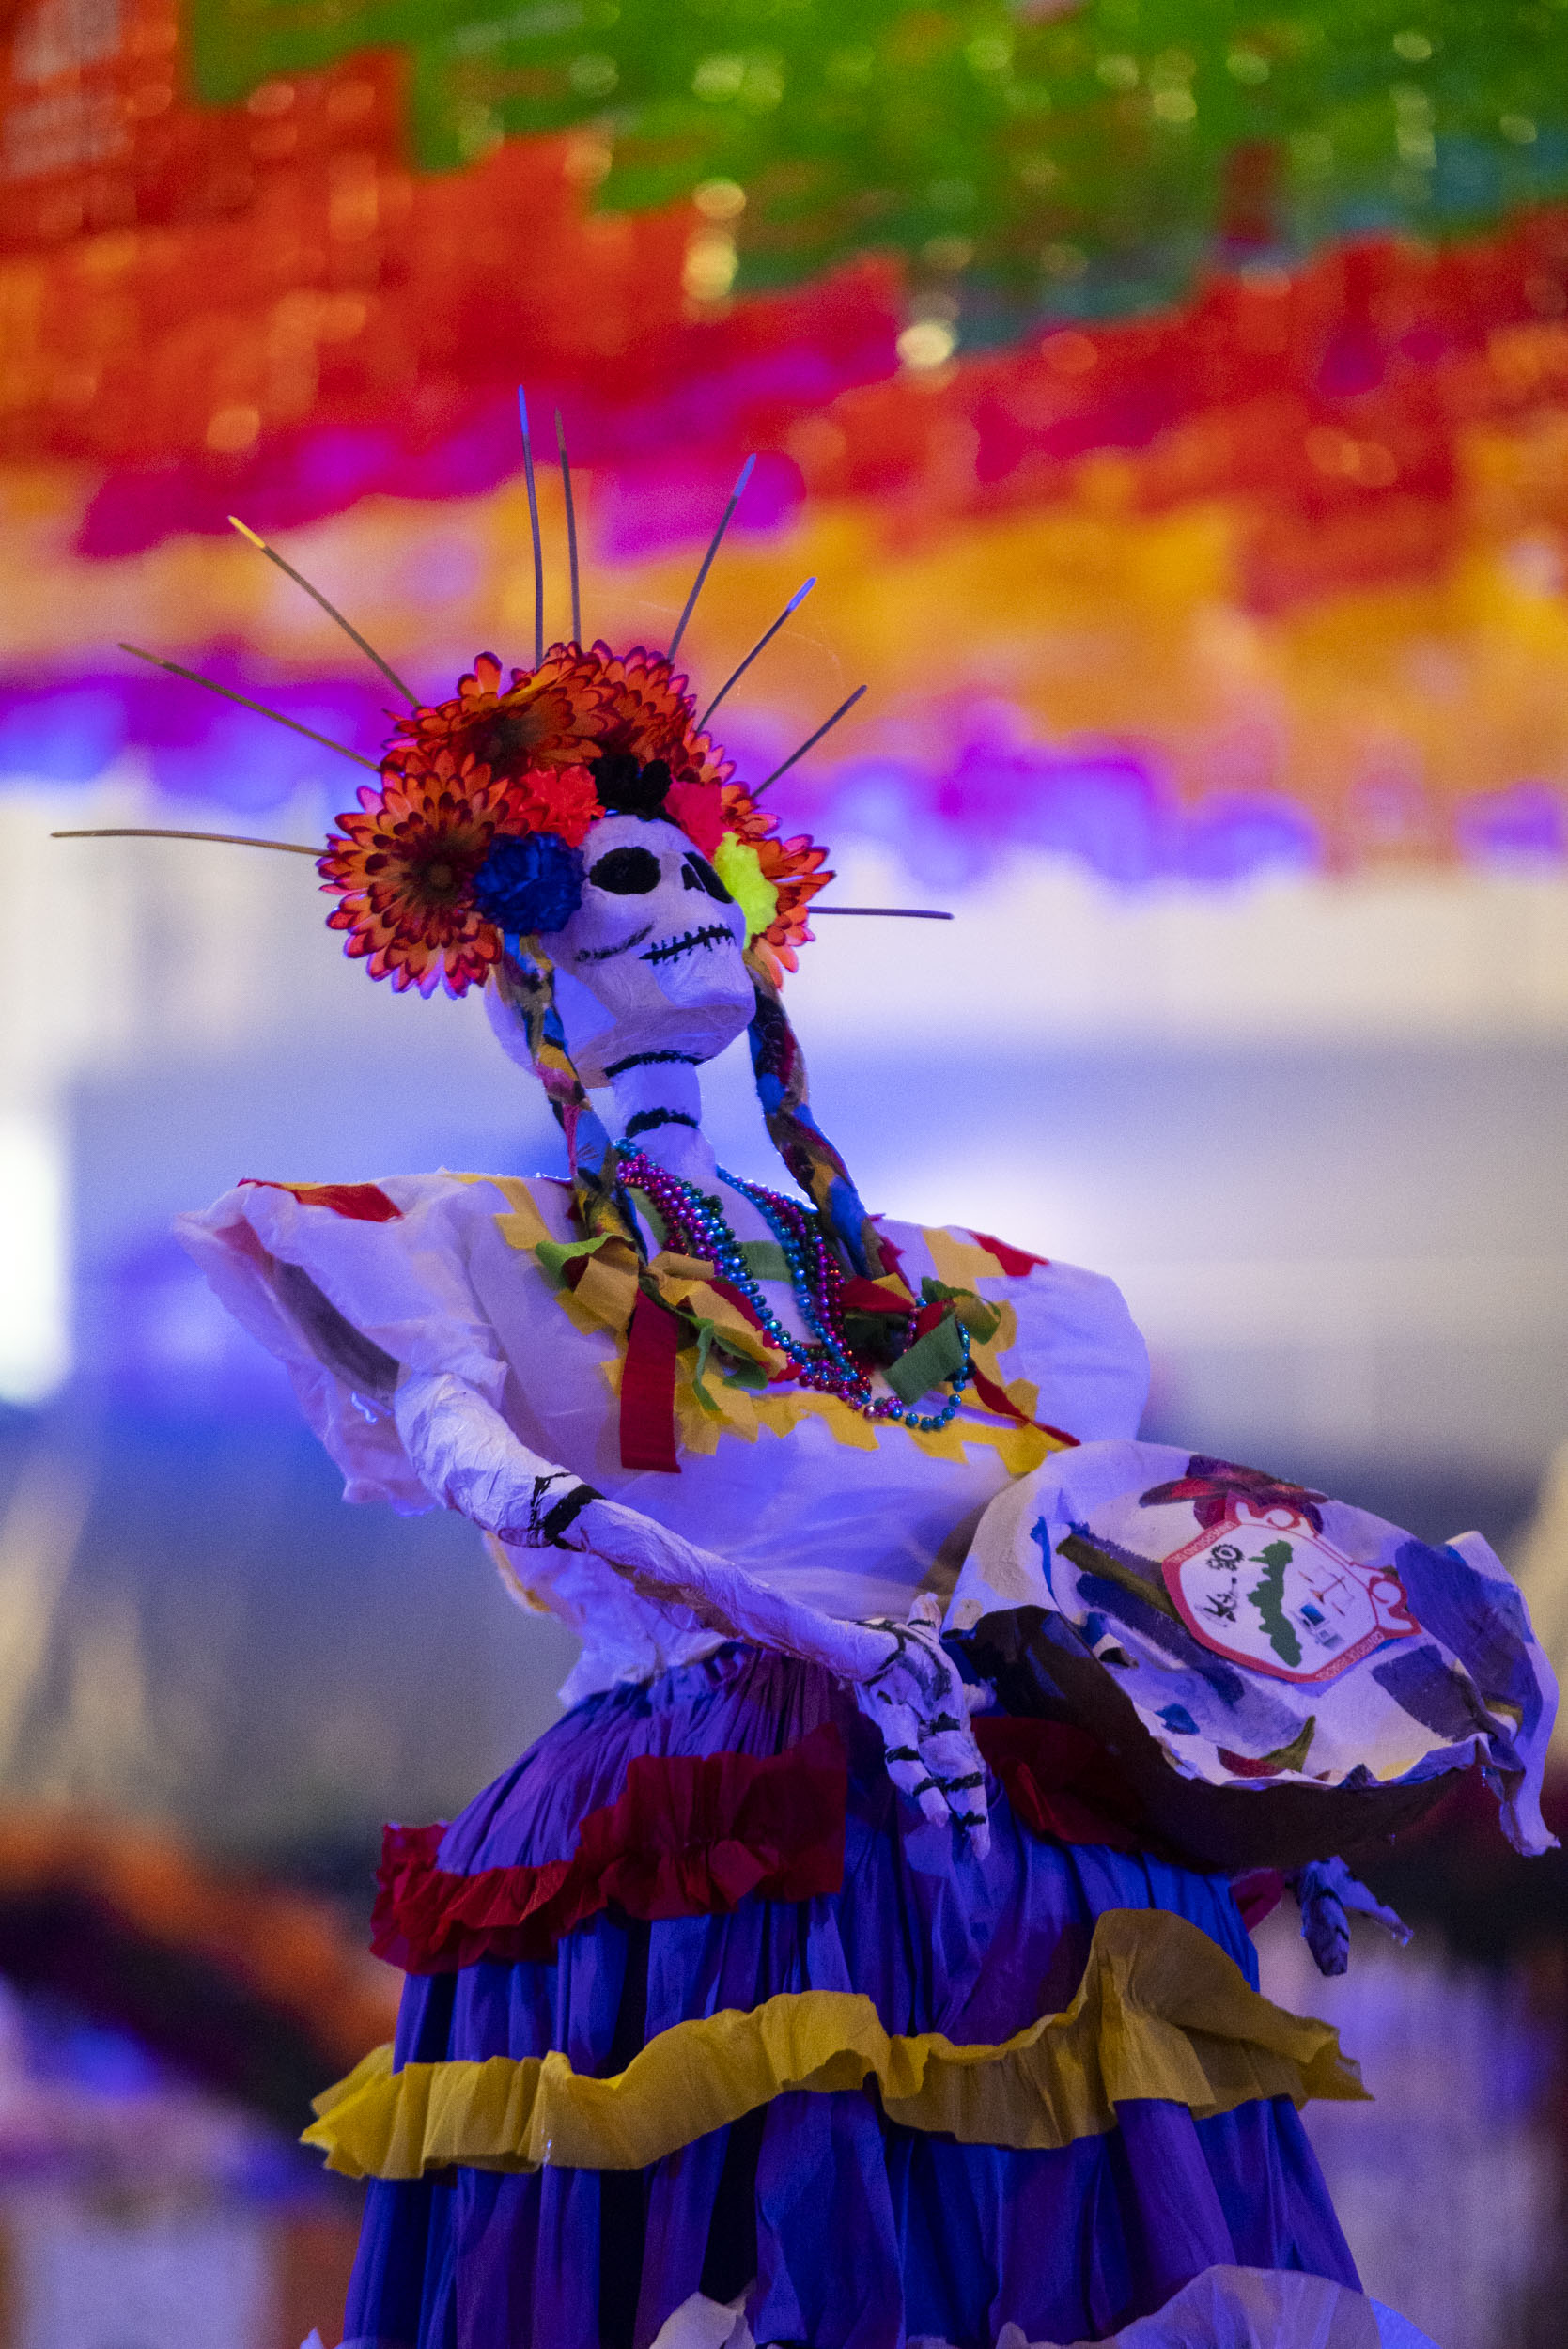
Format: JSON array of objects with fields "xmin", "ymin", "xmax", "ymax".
[
  {"xmin": 533, "ymin": 1234, "xmax": 613, "ymax": 1291},
  {"xmin": 882, "ymin": 1306, "xmax": 968, "ymax": 1406}
]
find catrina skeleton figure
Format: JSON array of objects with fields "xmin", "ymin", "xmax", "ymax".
[{"xmin": 69, "ymin": 440, "xmax": 1524, "ymax": 2349}]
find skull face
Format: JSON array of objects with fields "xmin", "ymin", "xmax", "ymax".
[{"xmin": 537, "ymin": 814, "xmax": 753, "ymax": 1081}]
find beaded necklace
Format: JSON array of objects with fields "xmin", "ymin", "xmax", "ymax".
[{"xmin": 617, "ymin": 1148, "xmax": 973, "ymax": 1435}]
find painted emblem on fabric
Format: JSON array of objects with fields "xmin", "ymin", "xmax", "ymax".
[{"xmin": 1141, "ymin": 1459, "xmax": 1419, "ymax": 1684}]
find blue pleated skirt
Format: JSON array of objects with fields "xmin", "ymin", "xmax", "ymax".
[{"xmin": 341, "ymin": 1642, "xmax": 1358, "ymax": 2349}]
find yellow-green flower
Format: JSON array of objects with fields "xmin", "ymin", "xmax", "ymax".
[{"xmin": 713, "ymin": 833, "xmax": 779, "ymax": 941}]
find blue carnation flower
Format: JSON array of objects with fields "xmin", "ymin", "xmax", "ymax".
[{"xmin": 473, "ymin": 832, "xmax": 586, "ymax": 935}]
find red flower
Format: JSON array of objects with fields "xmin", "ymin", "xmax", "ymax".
[
  {"xmin": 1140, "ymin": 1457, "xmax": 1328, "ymax": 1534},
  {"xmin": 664, "ymin": 778, "xmax": 727, "ymax": 858},
  {"xmin": 320, "ymin": 646, "xmax": 833, "ymax": 997},
  {"xmin": 318, "ymin": 750, "xmax": 506, "ymax": 996},
  {"xmin": 507, "ymin": 762, "xmax": 600, "ymax": 848}
]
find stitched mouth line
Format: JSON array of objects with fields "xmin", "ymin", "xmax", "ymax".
[
  {"xmin": 575, "ymin": 924, "xmax": 654, "ymax": 964},
  {"xmin": 640, "ymin": 924, "xmax": 737, "ymax": 966}
]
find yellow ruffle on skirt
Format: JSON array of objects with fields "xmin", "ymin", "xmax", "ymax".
[{"xmin": 303, "ymin": 1907, "xmax": 1366, "ymax": 2181}]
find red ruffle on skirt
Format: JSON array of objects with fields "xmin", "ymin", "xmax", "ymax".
[
  {"xmin": 372, "ymin": 1720, "xmax": 847, "ymax": 1974},
  {"xmin": 973, "ymin": 1717, "xmax": 1180, "ymax": 1859}
]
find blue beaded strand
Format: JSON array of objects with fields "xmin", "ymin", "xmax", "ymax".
[{"xmin": 617, "ymin": 1151, "xmax": 972, "ymax": 1432}]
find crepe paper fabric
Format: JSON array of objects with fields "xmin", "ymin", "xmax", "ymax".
[
  {"xmin": 12, "ymin": 9, "xmax": 1568, "ymax": 879},
  {"xmin": 302, "ymin": 1905, "xmax": 1366, "ymax": 2180},
  {"xmin": 1008, "ymin": 2264, "xmax": 1404, "ymax": 2349},
  {"xmin": 470, "ymin": 1169, "xmax": 1071, "ymax": 1478},
  {"xmin": 239, "ymin": 1178, "xmax": 405, "ymax": 1221},
  {"xmin": 333, "ymin": 1641, "xmax": 1367, "ymax": 2340},
  {"xmin": 116, "ymin": 0, "xmax": 1568, "ymax": 313},
  {"xmin": 648, "ymin": 2266, "xmax": 1421, "ymax": 2349},
  {"xmin": 371, "ymin": 1723, "xmax": 848, "ymax": 1975},
  {"xmin": 375, "ymin": 1721, "xmax": 1185, "ymax": 1983},
  {"xmin": 952, "ymin": 1439, "xmax": 1559, "ymax": 1859},
  {"xmin": 971, "ymin": 1717, "xmax": 1178, "ymax": 1862}
]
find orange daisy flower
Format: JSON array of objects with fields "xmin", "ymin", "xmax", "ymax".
[
  {"xmin": 756, "ymin": 830, "xmax": 832, "ymax": 975},
  {"xmin": 719, "ymin": 781, "xmax": 777, "ymax": 846},
  {"xmin": 569, "ymin": 642, "xmax": 734, "ymax": 790},
  {"xmin": 318, "ymin": 749, "xmax": 507, "ymax": 996},
  {"xmin": 384, "ymin": 645, "xmax": 731, "ymax": 801},
  {"xmin": 389, "ymin": 649, "xmax": 608, "ymax": 782}
]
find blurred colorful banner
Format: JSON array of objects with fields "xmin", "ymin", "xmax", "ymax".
[{"xmin": 7, "ymin": 0, "xmax": 1568, "ymax": 876}]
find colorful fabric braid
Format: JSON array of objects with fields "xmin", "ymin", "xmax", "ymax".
[
  {"xmin": 490, "ymin": 941, "xmax": 647, "ymax": 1287},
  {"xmin": 487, "ymin": 943, "xmax": 918, "ymax": 1472},
  {"xmin": 492, "ymin": 939, "xmax": 616, "ymax": 1188},
  {"xmin": 745, "ymin": 962, "xmax": 886, "ymax": 1281}
]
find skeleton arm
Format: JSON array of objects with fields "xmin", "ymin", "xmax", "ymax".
[{"xmin": 394, "ymin": 1368, "xmax": 989, "ymax": 1849}]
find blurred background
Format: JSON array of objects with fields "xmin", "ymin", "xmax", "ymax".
[{"xmin": 5, "ymin": 0, "xmax": 1568, "ymax": 2340}]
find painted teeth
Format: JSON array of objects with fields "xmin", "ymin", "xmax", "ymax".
[{"xmin": 640, "ymin": 925, "xmax": 735, "ymax": 966}]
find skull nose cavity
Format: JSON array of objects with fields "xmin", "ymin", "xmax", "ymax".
[
  {"xmin": 588, "ymin": 845, "xmax": 662, "ymax": 895},
  {"xmin": 682, "ymin": 852, "xmax": 734, "ymax": 904}
]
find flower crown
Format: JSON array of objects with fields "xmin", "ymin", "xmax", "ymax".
[{"xmin": 317, "ymin": 643, "xmax": 831, "ymax": 1000}]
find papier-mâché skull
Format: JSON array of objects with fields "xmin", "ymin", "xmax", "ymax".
[{"xmin": 539, "ymin": 813, "xmax": 753, "ymax": 1083}]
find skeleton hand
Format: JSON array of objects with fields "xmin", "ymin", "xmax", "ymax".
[
  {"xmin": 853, "ymin": 1595, "xmax": 991, "ymax": 1857},
  {"xmin": 580, "ymin": 1515, "xmax": 993, "ymax": 1853},
  {"xmin": 395, "ymin": 1375, "xmax": 991, "ymax": 1856},
  {"xmin": 1289, "ymin": 1857, "xmax": 1410, "ymax": 1977}
]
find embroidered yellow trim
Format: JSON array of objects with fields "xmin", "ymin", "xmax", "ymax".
[{"xmin": 303, "ymin": 1908, "xmax": 1365, "ymax": 2181}]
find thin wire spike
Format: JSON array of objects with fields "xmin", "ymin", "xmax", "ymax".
[
  {"xmin": 227, "ymin": 517, "xmax": 416, "ymax": 705},
  {"xmin": 554, "ymin": 408, "xmax": 582, "ymax": 648},
  {"xmin": 667, "ymin": 454, "xmax": 755, "ymax": 664},
  {"xmin": 49, "ymin": 831, "xmax": 955, "ymax": 911},
  {"xmin": 697, "ymin": 577, "xmax": 815, "ymax": 731},
  {"xmin": 53, "ymin": 827, "xmax": 321, "ymax": 855},
  {"xmin": 752, "ymin": 684, "xmax": 867, "ymax": 797},
  {"xmin": 519, "ymin": 388, "xmax": 545, "ymax": 668},
  {"xmin": 117, "ymin": 646, "xmax": 378, "ymax": 769}
]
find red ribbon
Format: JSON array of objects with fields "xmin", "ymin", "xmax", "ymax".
[
  {"xmin": 969, "ymin": 1229, "xmax": 1051, "ymax": 1277},
  {"xmin": 839, "ymin": 1276, "xmax": 917, "ymax": 1316},
  {"xmin": 1231, "ymin": 1868, "xmax": 1288, "ymax": 1931},
  {"xmin": 619, "ymin": 1288, "xmax": 682, "ymax": 1472},
  {"xmin": 969, "ymin": 1363, "xmax": 1079, "ymax": 1449},
  {"xmin": 238, "ymin": 1178, "xmax": 402, "ymax": 1223}
]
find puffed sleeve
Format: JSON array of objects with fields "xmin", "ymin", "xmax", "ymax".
[
  {"xmin": 996, "ymin": 1255, "xmax": 1151, "ymax": 1443},
  {"xmin": 897, "ymin": 1222, "xmax": 1151, "ymax": 1448},
  {"xmin": 175, "ymin": 1175, "xmax": 512, "ymax": 1512}
]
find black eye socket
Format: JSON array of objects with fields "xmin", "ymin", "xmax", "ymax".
[
  {"xmin": 682, "ymin": 852, "xmax": 733, "ymax": 904},
  {"xmin": 588, "ymin": 845, "xmax": 662, "ymax": 895}
]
